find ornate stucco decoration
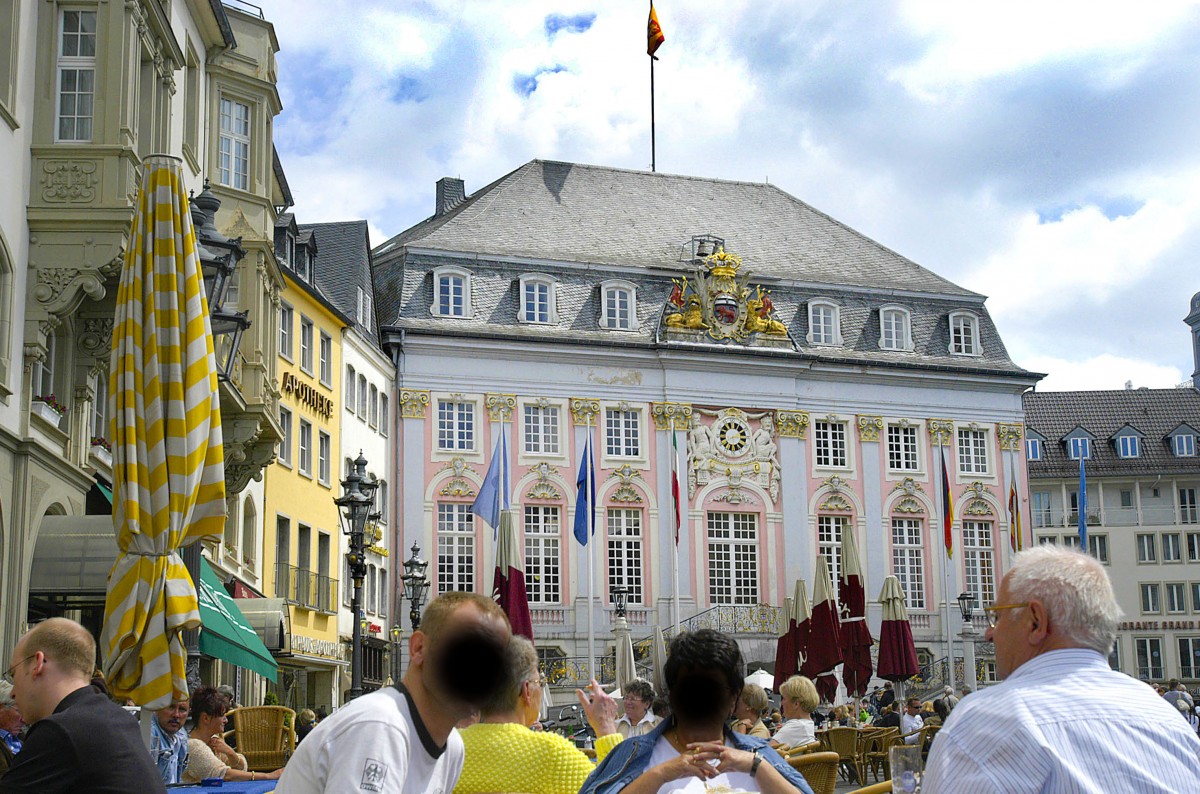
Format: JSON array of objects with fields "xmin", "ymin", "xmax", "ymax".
[
  {"xmin": 927, "ymin": 418, "xmax": 955, "ymax": 447},
  {"xmin": 891, "ymin": 477, "xmax": 926, "ymax": 514},
  {"xmin": 78, "ymin": 318, "xmax": 114, "ymax": 358},
  {"xmin": 662, "ymin": 249, "xmax": 792, "ymax": 346},
  {"xmin": 608, "ymin": 464, "xmax": 644, "ymax": 503},
  {"xmin": 651, "ymin": 402, "xmax": 694, "ymax": 431},
  {"xmin": 485, "ymin": 393, "xmax": 516, "ymax": 422},
  {"xmin": 526, "ymin": 462, "xmax": 561, "ymax": 501},
  {"xmin": 40, "ymin": 160, "xmax": 98, "ymax": 203},
  {"xmin": 997, "ymin": 423, "xmax": 1024, "ymax": 451},
  {"xmin": 439, "ymin": 458, "xmax": 478, "ymax": 498},
  {"xmin": 820, "ymin": 493, "xmax": 853, "ymax": 512},
  {"xmin": 857, "ymin": 415, "xmax": 883, "ymax": 442},
  {"xmin": 775, "ymin": 410, "xmax": 809, "ymax": 439},
  {"xmin": 570, "ymin": 397, "xmax": 601, "ymax": 426},
  {"xmin": 688, "ymin": 407, "xmax": 781, "ymax": 502},
  {"xmin": 962, "ymin": 481, "xmax": 995, "ymax": 516},
  {"xmin": 33, "ymin": 267, "xmax": 106, "ymax": 315},
  {"xmin": 398, "ymin": 389, "xmax": 430, "ymax": 419},
  {"xmin": 715, "ymin": 468, "xmax": 756, "ymax": 504}
]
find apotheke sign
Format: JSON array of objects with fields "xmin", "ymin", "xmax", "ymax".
[
  {"xmin": 281, "ymin": 371, "xmax": 334, "ymax": 419},
  {"xmin": 289, "ymin": 633, "xmax": 341, "ymax": 660}
]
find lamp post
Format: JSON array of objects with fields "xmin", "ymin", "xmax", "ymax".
[
  {"xmin": 402, "ymin": 544, "xmax": 431, "ymax": 631},
  {"xmin": 611, "ymin": 584, "xmax": 630, "ymax": 620},
  {"xmin": 956, "ymin": 592, "xmax": 979, "ymax": 694},
  {"xmin": 390, "ymin": 624, "xmax": 403, "ymax": 683},
  {"xmin": 336, "ymin": 452, "xmax": 377, "ymax": 702}
]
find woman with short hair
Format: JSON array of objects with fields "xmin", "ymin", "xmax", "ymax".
[
  {"xmin": 732, "ymin": 683, "xmax": 771, "ymax": 739},
  {"xmin": 183, "ymin": 686, "xmax": 283, "ymax": 783},
  {"xmin": 770, "ymin": 675, "xmax": 820, "ymax": 749}
]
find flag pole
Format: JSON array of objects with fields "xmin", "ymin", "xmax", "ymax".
[
  {"xmin": 650, "ymin": 53, "xmax": 656, "ymax": 173},
  {"xmin": 587, "ymin": 423, "xmax": 597, "ymax": 684},
  {"xmin": 942, "ymin": 448, "xmax": 957, "ymax": 693},
  {"xmin": 671, "ymin": 425, "xmax": 682, "ymax": 631}
]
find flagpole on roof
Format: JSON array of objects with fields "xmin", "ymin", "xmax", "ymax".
[{"xmin": 647, "ymin": 1, "xmax": 665, "ymax": 172}]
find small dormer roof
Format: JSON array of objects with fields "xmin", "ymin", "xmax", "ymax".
[
  {"xmin": 1060, "ymin": 425, "xmax": 1096, "ymax": 444},
  {"xmin": 1109, "ymin": 423, "xmax": 1145, "ymax": 441}
]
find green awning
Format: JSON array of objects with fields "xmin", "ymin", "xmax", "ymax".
[
  {"xmin": 96, "ymin": 482, "xmax": 113, "ymax": 503},
  {"xmin": 197, "ymin": 559, "xmax": 278, "ymax": 682}
]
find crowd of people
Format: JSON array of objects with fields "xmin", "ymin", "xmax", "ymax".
[{"xmin": 3, "ymin": 547, "xmax": 1200, "ymax": 792}]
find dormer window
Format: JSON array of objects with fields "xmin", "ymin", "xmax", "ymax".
[
  {"xmin": 948, "ymin": 311, "xmax": 981, "ymax": 356},
  {"xmin": 519, "ymin": 274, "xmax": 557, "ymax": 324},
  {"xmin": 295, "ymin": 245, "xmax": 310, "ymax": 282},
  {"xmin": 1111, "ymin": 425, "xmax": 1144, "ymax": 459},
  {"xmin": 1068, "ymin": 437, "xmax": 1091, "ymax": 460},
  {"xmin": 431, "ymin": 267, "xmax": 471, "ymax": 318},
  {"xmin": 1175, "ymin": 433, "xmax": 1196, "ymax": 458},
  {"xmin": 879, "ymin": 305, "xmax": 913, "ymax": 351},
  {"xmin": 807, "ymin": 300, "xmax": 841, "ymax": 346},
  {"xmin": 600, "ymin": 280, "xmax": 637, "ymax": 330},
  {"xmin": 1026, "ymin": 437, "xmax": 1043, "ymax": 461}
]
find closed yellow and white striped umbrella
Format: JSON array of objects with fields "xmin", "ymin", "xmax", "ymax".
[{"xmin": 101, "ymin": 155, "xmax": 226, "ymax": 709}]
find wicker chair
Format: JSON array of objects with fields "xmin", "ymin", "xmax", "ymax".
[
  {"xmin": 789, "ymin": 740, "xmax": 823, "ymax": 756},
  {"xmin": 819, "ymin": 726, "xmax": 860, "ymax": 782},
  {"xmin": 859, "ymin": 727, "xmax": 899, "ymax": 783},
  {"xmin": 847, "ymin": 780, "xmax": 893, "ymax": 793},
  {"xmin": 225, "ymin": 706, "xmax": 296, "ymax": 771},
  {"xmin": 787, "ymin": 751, "xmax": 840, "ymax": 794}
]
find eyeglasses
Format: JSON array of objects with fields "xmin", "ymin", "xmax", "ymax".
[
  {"xmin": 2, "ymin": 654, "xmax": 36, "ymax": 685},
  {"xmin": 983, "ymin": 603, "xmax": 1030, "ymax": 628}
]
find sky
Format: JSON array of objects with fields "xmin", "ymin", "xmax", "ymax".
[{"xmin": 257, "ymin": 0, "xmax": 1200, "ymax": 392}]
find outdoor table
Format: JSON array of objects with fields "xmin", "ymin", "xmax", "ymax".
[{"xmin": 170, "ymin": 781, "xmax": 276, "ymax": 793}]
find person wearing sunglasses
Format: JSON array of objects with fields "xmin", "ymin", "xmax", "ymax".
[{"xmin": 924, "ymin": 546, "xmax": 1200, "ymax": 793}]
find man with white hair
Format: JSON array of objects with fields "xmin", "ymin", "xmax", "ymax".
[
  {"xmin": 0, "ymin": 681, "xmax": 24, "ymax": 775},
  {"xmin": 924, "ymin": 546, "xmax": 1200, "ymax": 793},
  {"xmin": 941, "ymin": 686, "xmax": 958, "ymax": 711}
]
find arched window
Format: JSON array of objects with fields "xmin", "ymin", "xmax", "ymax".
[
  {"xmin": 345, "ymin": 365, "xmax": 356, "ymax": 413},
  {"xmin": 431, "ymin": 266, "xmax": 471, "ymax": 317},
  {"xmin": 948, "ymin": 311, "xmax": 981, "ymax": 356},
  {"xmin": 242, "ymin": 499, "xmax": 258, "ymax": 566},
  {"xmin": 600, "ymin": 280, "xmax": 637, "ymax": 330},
  {"xmin": 807, "ymin": 300, "xmax": 841, "ymax": 346},
  {"xmin": 224, "ymin": 496, "xmax": 240, "ymax": 556},
  {"xmin": 878, "ymin": 305, "xmax": 913, "ymax": 351},
  {"xmin": 518, "ymin": 274, "xmax": 558, "ymax": 324}
]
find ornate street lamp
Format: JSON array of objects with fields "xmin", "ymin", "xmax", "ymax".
[
  {"xmin": 190, "ymin": 181, "xmax": 249, "ymax": 380},
  {"xmin": 401, "ymin": 544, "xmax": 430, "ymax": 631},
  {"xmin": 336, "ymin": 452, "xmax": 375, "ymax": 702},
  {"xmin": 390, "ymin": 624, "xmax": 403, "ymax": 682},
  {"xmin": 956, "ymin": 592, "xmax": 976, "ymax": 622},
  {"xmin": 956, "ymin": 592, "xmax": 979, "ymax": 693},
  {"xmin": 611, "ymin": 584, "xmax": 630, "ymax": 619}
]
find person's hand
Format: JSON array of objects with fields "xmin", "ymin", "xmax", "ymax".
[
  {"xmin": 575, "ymin": 679, "xmax": 618, "ymax": 736},
  {"xmin": 688, "ymin": 741, "xmax": 756, "ymax": 775},
  {"xmin": 655, "ymin": 752, "xmax": 718, "ymax": 783},
  {"xmin": 530, "ymin": 720, "xmax": 544, "ymax": 732}
]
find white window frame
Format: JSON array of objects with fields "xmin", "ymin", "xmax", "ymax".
[
  {"xmin": 357, "ymin": 374, "xmax": 367, "ymax": 418},
  {"xmin": 437, "ymin": 503, "xmax": 475, "ymax": 593},
  {"xmin": 380, "ymin": 395, "xmax": 389, "ymax": 438},
  {"xmin": 962, "ymin": 521, "xmax": 996, "ymax": 605},
  {"xmin": 524, "ymin": 505, "xmax": 562, "ymax": 604},
  {"xmin": 1163, "ymin": 532, "xmax": 1183, "ymax": 563},
  {"xmin": 600, "ymin": 279, "xmax": 638, "ymax": 331},
  {"xmin": 604, "ymin": 406, "xmax": 641, "ymax": 459},
  {"xmin": 607, "ymin": 509, "xmax": 644, "ymax": 605},
  {"xmin": 518, "ymin": 274, "xmax": 558, "ymax": 325},
  {"xmin": 1031, "ymin": 491, "xmax": 1052, "ymax": 528},
  {"xmin": 345, "ymin": 365, "xmax": 356, "ymax": 414},
  {"xmin": 891, "ymin": 518, "xmax": 925, "ymax": 610},
  {"xmin": 368, "ymin": 384, "xmax": 378, "ymax": 429},
  {"xmin": 436, "ymin": 397, "xmax": 477, "ymax": 453},
  {"xmin": 218, "ymin": 94, "xmax": 251, "ymax": 191},
  {"xmin": 807, "ymin": 300, "xmax": 841, "ymax": 346},
  {"xmin": 878, "ymin": 305, "xmax": 913, "ymax": 351},
  {"xmin": 1116, "ymin": 434, "xmax": 1140, "ymax": 459},
  {"xmin": 319, "ymin": 331, "xmax": 332, "ymax": 386},
  {"xmin": 1026, "ymin": 437, "xmax": 1042, "ymax": 461},
  {"xmin": 1136, "ymin": 533, "xmax": 1157, "ymax": 563},
  {"xmin": 1180, "ymin": 637, "xmax": 1200, "ymax": 678},
  {"xmin": 431, "ymin": 266, "xmax": 471, "ymax": 318},
  {"xmin": 813, "ymin": 419, "xmax": 849, "ymax": 469},
  {"xmin": 298, "ymin": 419, "xmax": 312, "ymax": 477},
  {"xmin": 957, "ymin": 427, "xmax": 990, "ymax": 476},
  {"xmin": 522, "ymin": 402, "xmax": 562, "ymax": 457},
  {"xmin": 1140, "ymin": 583, "xmax": 1161, "ymax": 614},
  {"xmin": 317, "ymin": 430, "xmax": 331, "ymax": 486},
  {"xmin": 279, "ymin": 303, "xmax": 294, "ymax": 362},
  {"xmin": 707, "ymin": 512, "xmax": 759, "ymax": 606},
  {"xmin": 818, "ymin": 515, "xmax": 847, "ymax": 592},
  {"xmin": 55, "ymin": 9, "xmax": 96, "ymax": 143},
  {"xmin": 356, "ymin": 285, "xmax": 373, "ymax": 328},
  {"xmin": 1182, "ymin": 488, "xmax": 1199, "ymax": 525},
  {"xmin": 886, "ymin": 423, "xmax": 920, "ymax": 472},
  {"xmin": 299, "ymin": 317, "xmax": 314, "ymax": 374},
  {"xmin": 1175, "ymin": 433, "xmax": 1197, "ymax": 458},
  {"xmin": 1135, "ymin": 637, "xmax": 1164, "ymax": 679},
  {"xmin": 90, "ymin": 370, "xmax": 109, "ymax": 444},
  {"xmin": 1166, "ymin": 582, "xmax": 1187, "ymax": 614},
  {"xmin": 948, "ymin": 311, "xmax": 981, "ymax": 356},
  {"xmin": 278, "ymin": 407, "xmax": 293, "ymax": 468},
  {"xmin": 1067, "ymin": 437, "xmax": 1092, "ymax": 460}
]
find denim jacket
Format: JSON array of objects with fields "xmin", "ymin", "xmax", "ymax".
[{"xmin": 579, "ymin": 717, "xmax": 814, "ymax": 794}]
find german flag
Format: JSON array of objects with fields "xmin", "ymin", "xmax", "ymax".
[
  {"xmin": 941, "ymin": 447, "xmax": 955, "ymax": 558},
  {"xmin": 648, "ymin": 2, "xmax": 665, "ymax": 58}
]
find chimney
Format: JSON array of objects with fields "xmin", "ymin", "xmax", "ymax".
[{"xmin": 435, "ymin": 177, "xmax": 465, "ymax": 216}]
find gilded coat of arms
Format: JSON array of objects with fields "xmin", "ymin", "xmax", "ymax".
[{"xmin": 663, "ymin": 248, "xmax": 788, "ymax": 342}]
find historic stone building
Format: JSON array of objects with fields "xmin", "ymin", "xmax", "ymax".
[{"xmin": 373, "ymin": 160, "xmax": 1040, "ymax": 684}]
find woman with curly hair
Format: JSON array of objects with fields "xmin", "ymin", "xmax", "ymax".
[{"xmin": 183, "ymin": 686, "xmax": 283, "ymax": 783}]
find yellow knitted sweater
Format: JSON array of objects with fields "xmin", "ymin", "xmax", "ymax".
[{"xmin": 455, "ymin": 722, "xmax": 621, "ymax": 794}]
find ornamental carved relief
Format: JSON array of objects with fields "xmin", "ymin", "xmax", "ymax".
[
  {"xmin": 78, "ymin": 318, "xmax": 114, "ymax": 358},
  {"xmin": 820, "ymin": 493, "xmax": 853, "ymax": 512},
  {"xmin": 857, "ymin": 415, "xmax": 883, "ymax": 442},
  {"xmin": 398, "ymin": 389, "xmax": 430, "ymax": 419},
  {"xmin": 927, "ymin": 418, "xmax": 955, "ymax": 447},
  {"xmin": 33, "ymin": 267, "xmax": 106, "ymax": 314},
  {"xmin": 687, "ymin": 407, "xmax": 780, "ymax": 502},
  {"xmin": 891, "ymin": 477, "xmax": 926, "ymax": 514},
  {"xmin": 570, "ymin": 397, "xmax": 601, "ymax": 425},
  {"xmin": 651, "ymin": 402, "xmax": 693, "ymax": 431},
  {"xmin": 485, "ymin": 393, "xmax": 516, "ymax": 422},
  {"xmin": 775, "ymin": 410, "xmax": 809, "ymax": 439},
  {"xmin": 661, "ymin": 249, "xmax": 792, "ymax": 345},
  {"xmin": 962, "ymin": 481, "xmax": 995, "ymax": 516},
  {"xmin": 438, "ymin": 457, "xmax": 479, "ymax": 497},
  {"xmin": 526, "ymin": 462, "xmax": 561, "ymax": 501},
  {"xmin": 40, "ymin": 160, "xmax": 97, "ymax": 203},
  {"xmin": 997, "ymin": 423, "xmax": 1024, "ymax": 451},
  {"xmin": 608, "ymin": 464, "xmax": 644, "ymax": 503}
]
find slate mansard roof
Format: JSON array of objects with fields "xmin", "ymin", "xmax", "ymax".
[
  {"xmin": 1024, "ymin": 388, "xmax": 1200, "ymax": 478},
  {"xmin": 300, "ymin": 220, "xmax": 377, "ymax": 342},
  {"xmin": 373, "ymin": 159, "xmax": 1033, "ymax": 378}
]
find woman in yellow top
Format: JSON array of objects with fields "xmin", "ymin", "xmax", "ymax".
[{"xmin": 455, "ymin": 637, "xmax": 623, "ymax": 794}]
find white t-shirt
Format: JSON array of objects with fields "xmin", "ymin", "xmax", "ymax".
[
  {"xmin": 645, "ymin": 735, "xmax": 759, "ymax": 794},
  {"xmin": 770, "ymin": 718, "xmax": 815, "ymax": 748},
  {"xmin": 276, "ymin": 685, "xmax": 464, "ymax": 794}
]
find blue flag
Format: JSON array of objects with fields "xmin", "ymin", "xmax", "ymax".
[
  {"xmin": 1077, "ymin": 454, "xmax": 1088, "ymax": 550},
  {"xmin": 573, "ymin": 433, "xmax": 596, "ymax": 546},
  {"xmin": 472, "ymin": 427, "xmax": 509, "ymax": 537}
]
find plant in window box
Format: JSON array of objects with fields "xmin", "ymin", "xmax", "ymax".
[
  {"xmin": 90, "ymin": 436, "xmax": 113, "ymax": 467},
  {"xmin": 32, "ymin": 393, "xmax": 67, "ymax": 425}
]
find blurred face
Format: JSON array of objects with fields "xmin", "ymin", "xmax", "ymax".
[
  {"xmin": 624, "ymin": 694, "xmax": 650, "ymax": 723},
  {"xmin": 905, "ymin": 700, "xmax": 921, "ymax": 715},
  {"xmin": 156, "ymin": 699, "xmax": 189, "ymax": 733},
  {"xmin": 420, "ymin": 603, "xmax": 511, "ymax": 713},
  {"xmin": 522, "ymin": 670, "xmax": 545, "ymax": 726}
]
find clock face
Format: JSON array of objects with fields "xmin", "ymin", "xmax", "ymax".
[{"xmin": 717, "ymin": 417, "xmax": 750, "ymax": 456}]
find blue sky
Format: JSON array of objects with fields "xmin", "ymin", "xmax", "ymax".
[{"xmin": 259, "ymin": 0, "xmax": 1200, "ymax": 391}]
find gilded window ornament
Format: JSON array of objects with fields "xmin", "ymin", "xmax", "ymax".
[
  {"xmin": 927, "ymin": 418, "xmax": 955, "ymax": 447},
  {"xmin": 857, "ymin": 415, "xmax": 883, "ymax": 442},
  {"xmin": 398, "ymin": 389, "xmax": 430, "ymax": 419},
  {"xmin": 775, "ymin": 410, "xmax": 809, "ymax": 439},
  {"xmin": 485, "ymin": 393, "xmax": 516, "ymax": 421},
  {"xmin": 570, "ymin": 397, "xmax": 600, "ymax": 425}
]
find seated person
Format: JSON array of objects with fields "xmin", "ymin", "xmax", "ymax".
[
  {"xmin": 183, "ymin": 687, "xmax": 283, "ymax": 783},
  {"xmin": 617, "ymin": 679, "xmax": 661, "ymax": 738},
  {"xmin": 732, "ymin": 683, "xmax": 771, "ymax": 739},
  {"xmin": 0, "ymin": 681, "xmax": 24, "ymax": 776},
  {"xmin": 581, "ymin": 629, "xmax": 813, "ymax": 794},
  {"xmin": 770, "ymin": 675, "xmax": 819, "ymax": 749},
  {"xmin": 150, "ymin": 696, "xmax": 190, "ymax": 785},
  {"xmin": 874, "ymin": 703, "xmax": 901, "ymax": 729},
  {"xmin": 296, "ymin": 708, "xmax": 317, "ymax": 743},
  {"xmin": 455, "ymin": 636, "xmax": 621, "ymax": 794}
]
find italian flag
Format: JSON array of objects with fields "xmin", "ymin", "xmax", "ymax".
[{"xmin": 671, "ymin": 428, "xmax": 682, "ymax": 545}]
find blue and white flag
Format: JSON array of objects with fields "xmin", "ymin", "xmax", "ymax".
[
  {"xmin": 573, "ymin": 432, "xmax": 596, "ymax": 546},
  {"xmin": 1077, "ymin": 455, "xmax": 1088, "ymax": 549},
  {"xmin": 472, "ymin": 427, "xmax": 509, "ymax": 538}
]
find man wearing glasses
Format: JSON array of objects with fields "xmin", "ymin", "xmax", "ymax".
[
  {"xmin": 924, "ymin": 546, "xmax": 1200, "ymax": 793},
  {"xmin": 0, "ymin": 617, "xmax": 166, "ymax": 793}
]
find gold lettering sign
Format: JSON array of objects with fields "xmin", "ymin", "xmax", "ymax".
[{"xmin": 281, "ymin": 372, "xmax": 334, "ymax": 419}]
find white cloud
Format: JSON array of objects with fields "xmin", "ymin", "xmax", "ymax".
[{"xmin": 1022, "ymin": 353, "xmax": 1185, "ymax": 392}]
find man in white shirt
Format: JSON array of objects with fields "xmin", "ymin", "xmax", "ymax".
[
  {"xmin": 924, "ymin": 546, "xmax": 1200, "ymax": 793},
  {"xmin": 277, "ymin": 592, "xmax": 512, "ymax": 794},
  {"xmin": 615, "ymin": 679, "xmax": 660, "ymax": 738},
  {"xmin": 899, "ymin": 698, "xmax": 923, "ymax": 743}
]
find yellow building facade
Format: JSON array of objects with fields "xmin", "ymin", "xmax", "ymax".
[{"xmin": 261, "ymin": 260, "xmax": 350, "ymax": 712}]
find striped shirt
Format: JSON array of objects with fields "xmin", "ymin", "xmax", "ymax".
[{"xmin": 923, "ymin": 648, "xmax": 1200, "ymax": 794}]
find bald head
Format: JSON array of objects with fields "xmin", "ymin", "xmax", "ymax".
[
  {"xmin": 18, "ymin": 618, "xmax": 95, "ymax": 679},
  {"xmin": 10, "ymin": 618, "xmax": 98, "ymax": 724}
]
